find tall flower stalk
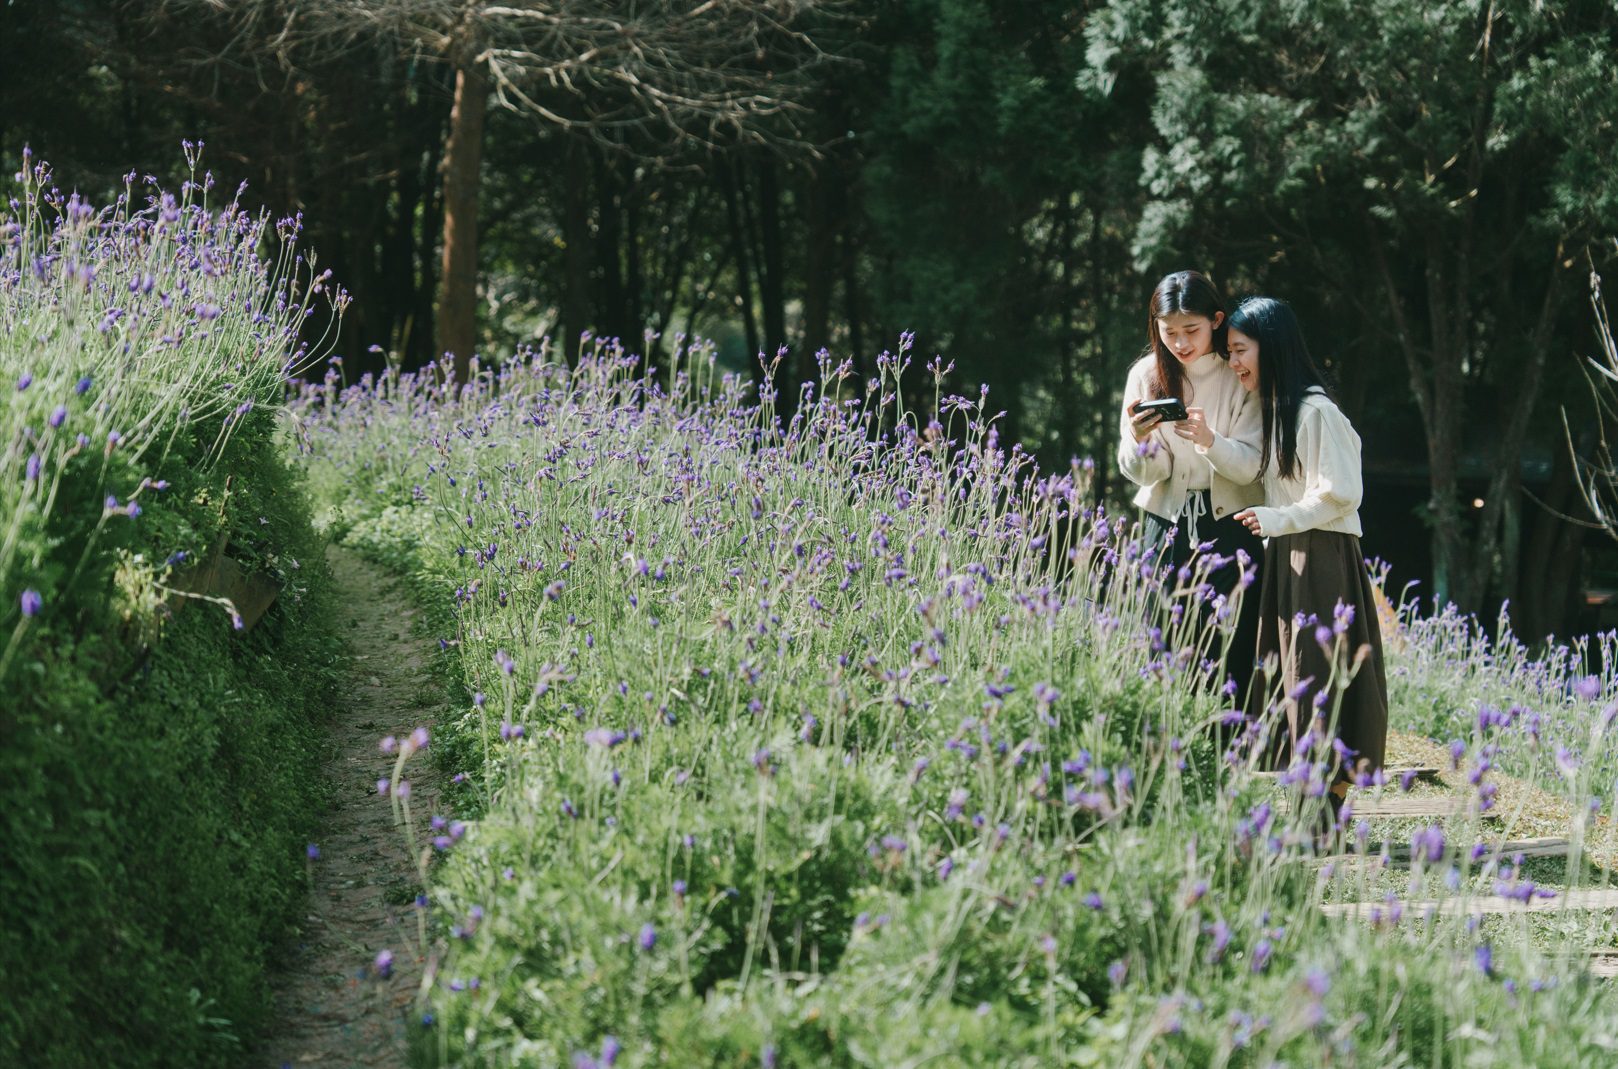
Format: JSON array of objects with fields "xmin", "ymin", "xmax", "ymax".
[{"xmin": 0, "ymin": 146, "xmax": 336, "ymax": 678}]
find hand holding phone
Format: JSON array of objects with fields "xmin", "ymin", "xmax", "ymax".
[
  {"xmin": 1133, "ymin": 397, "xmax": 1189, "ymax": 423},
  {"xmin": 1171, "ymin": 405, "xmax": 1213, "ymax": 448}
]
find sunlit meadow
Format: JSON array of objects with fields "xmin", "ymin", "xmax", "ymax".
[{"xmin": 293, "ymin": 339, "xmax": 1618, "ymax": 1068}]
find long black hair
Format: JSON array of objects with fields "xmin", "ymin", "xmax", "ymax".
[
  {"xmin": 1145, "ymin": 270, "xmax": 1229, "ymax": 401},
  {"xmin": 1227, "ymin": 296, "xmax": 1332, "ymax": 480}
]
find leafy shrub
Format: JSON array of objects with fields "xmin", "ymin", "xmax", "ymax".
[{"xmin": 0, "ymin": 155, "xmax": 340, "ymax": 1066}]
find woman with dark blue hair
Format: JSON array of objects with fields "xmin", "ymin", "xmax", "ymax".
[{"xmin": 1228, "ymin": 296, "xmax": 1388, "ymax": 840}]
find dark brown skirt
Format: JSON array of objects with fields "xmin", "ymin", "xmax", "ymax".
[{"xmin": 1250, "ymin": 530, "xmax": 1388, "ymax": 778}]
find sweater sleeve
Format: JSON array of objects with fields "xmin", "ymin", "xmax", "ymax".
[
  {"xmin": 1248, "ymin": 400, "xmax": 1362, "ymax": 537},
  {"xmin": 1195, "ymin": 383, "xmax": 1262, "ymax": 485},
  {"xmin": 1116, "ymin": 359, "xmax": 1173, "ymax": 489}
]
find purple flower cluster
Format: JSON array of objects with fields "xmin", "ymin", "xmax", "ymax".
[{"xmin": 3, "ymin": 153, "xmax": 333, "ymax": 644}]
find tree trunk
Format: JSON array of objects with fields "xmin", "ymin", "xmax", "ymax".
[
  {"xmin": 1421, "ymin": 229, "xmax": 1473, "ymax": 609},
  {"xmin": 436, "ymin": 51, "xmax": 487, "ymax": 382},
  {"xmin": 1518, "ymin": 430, "xmax": 1594, "ymax": 642},
  {"xmin": 758, "ymin": 158, "xmax": 787, "ymax": 363},
  {"xmin": 801, "ymin": 162, "xmax": 834, "ymax": 384},
  {"xmin": 562, "ymin": 137, "xmax": 592, "ymax": 365},
  {"xmin": 624, "ymin": 170, "xmax": 643, "ymax": 353},
  {"xmin": 595, "ymin": 149, "xmax": 625, "ymax": 346},
  {"xmin": 337, "ymin": 209, "xmax": 382, "ymax": 376},
  {"xmin": 1053, "ymin": 201, "xmax": 1080, "ymax": 468},
  {"xmin": 385, "ymin": 70, "xmax": 433, "ymax": 364},
  {"xmin": 652, "ymin": 198, "xmax": 698, "ymax": 365},
  {"xmin": 1466, "ymin": 252, "xmax": 1568, "ymax": 611},
  {"xmin": 1086, "ymin": 208, "xmax": 1108, "ymax": 503},
  {"xmin": 410, "ymin": 70, "xmax": 447, "ymax": 370},
  {"xmin": 721, "ymin": 161, "xmax": 761, "ymax": 365},
  {"xmin": 1425, "ymin": 374, "xmax": 1465, "ymax": 611},
  {"xmin": 842, "ymin": 224, "xmax": 865, "ymax": 379},
  {"xmin": 385, "ymin": 148, "xmax": 418, "ymax": 358}
]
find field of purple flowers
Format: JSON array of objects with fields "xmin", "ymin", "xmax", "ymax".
[{"xmin": 292, "ymin": 338, "xmax": 1617, "ymax": 1068}]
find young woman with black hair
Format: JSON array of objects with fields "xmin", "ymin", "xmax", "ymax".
[
  {"xmin": 1228, "ymin": 296, "xmax": 1388, "ymax": 835},
  {"xmin": 1117, "ymin": 270, "xmax": 1266, "ymax": 698}
]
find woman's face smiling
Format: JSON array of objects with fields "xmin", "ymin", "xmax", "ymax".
[
  {"xmin": 1226, "ymin": 327, "xmax": 1258, "ymax": 392},
  {"xmin": 1156, "ymin": 311, "xmax": 1221, "ymax": 365}
]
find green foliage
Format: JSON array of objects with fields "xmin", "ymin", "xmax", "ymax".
[
  {"xmin": 0, "ymin": 163, "xmax": 343, "ymax": 1066},
  {"xmin": 1084, "ymin": 0, "xmax": 1618, "ymax": 610},
  {"xmin": 861, "ymin": 0, "xmax": 1143, "ymax": 455},
  {"xmin": 0, "ymin": 417, "xmax": 342, "ymax": 1068}
]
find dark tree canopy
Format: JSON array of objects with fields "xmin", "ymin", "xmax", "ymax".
[{"xmin": 4, "ymin": 0, "xmax": 1617, "ymax": 635}]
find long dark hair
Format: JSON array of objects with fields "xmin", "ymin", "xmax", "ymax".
[
  {"xmin": 1145, "ymin": 270, "xmax": 1230, "ymax": 401},
  {"xmin": 1227, "ymin": 296, "xmax": 1331, "ymax": 480}
]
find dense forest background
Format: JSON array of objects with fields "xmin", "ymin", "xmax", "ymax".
[{"xmin": 5, "ymin": 0, "xmax": 1618, "ymax": 640}]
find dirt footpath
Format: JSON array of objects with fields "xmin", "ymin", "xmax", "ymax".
[{"xmin": 253, "ymin": 546, "xmax": 446, "ymax": 1068}]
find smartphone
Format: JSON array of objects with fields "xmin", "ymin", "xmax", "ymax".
[{"xmin": 1134, "ymin": 397, "xmax": 1189, "ymax": 423}]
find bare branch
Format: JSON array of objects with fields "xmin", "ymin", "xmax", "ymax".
[{"xmin": 147, "ymin": 0, "xmax": 843, "ymax": 159}]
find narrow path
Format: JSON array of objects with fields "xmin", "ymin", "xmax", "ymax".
[{"xmin": 253, "ymin": 546, "xmax": 446, "ymax": 1068}]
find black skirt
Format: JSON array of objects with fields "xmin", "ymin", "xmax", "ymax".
[
  {"xmin": 1248, "ymin": 529, "xmax": 1388, "ymax": 778},
  {"xmin": 1140, "ymin": 490, "xmax": 1265, "ymax": 701}
]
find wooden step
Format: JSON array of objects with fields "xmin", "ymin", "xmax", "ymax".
[
  {"xmin": 1253, "ymin": 765, "xmax": 1442, "ymax": 783},
  {"xmin": 1345, "ymin": 794, "xmax": 1468, "ymax": 819},
  {"xmin": 1323, "ymin": 886, "xmax": 1618, "ymax": 919},
  {"xmin": 1321, "ymin": 836, "xmax": 1572, "ymax": 867},
  {"xmin": 1474, "ymin": 836, "xmax": 1576, "ymax": 860},
  {"xmin": 1376, "ymin": 766, "xmax": 1444, "ymax": 783}
]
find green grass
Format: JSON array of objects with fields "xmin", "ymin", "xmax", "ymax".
[{"xmin": 296, "ymin": 342, "xmax": 1618, "ymax": 1067}]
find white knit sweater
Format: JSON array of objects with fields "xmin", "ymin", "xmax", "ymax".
[
  {"xmin": 1247, "ymin": 390, "xmax": 1364, "ymax": 538},
  {"xmin": 1116, "ymin": 352, "xmax": 1264, "ymax": 525}
]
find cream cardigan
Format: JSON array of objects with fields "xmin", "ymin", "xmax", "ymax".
[
  {"xmin": 1116, "ymin": 352, "xmax": 1264, "ymax": 525},
  {"xmin": 1248, "ymin": 390, "xmax": 1364, "ymax": 538}
]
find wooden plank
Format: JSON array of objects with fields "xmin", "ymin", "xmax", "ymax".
[
  {"xmin": 164, "ymin": 533, "xmax": 229, "ymax": 618},
  {"xmin": 1373, "ymin": 766, "xmax": 1444, "ymax": 783},
  {"xmin": 1253, "ymin": 766, "xmax": 1442, "ymax": 782},
  {"xmin": 1590, "ymin": 951, "xmax": 1618, "ymax": 979},
  {"xmin": 1320, "ymin": 836, "xmax": 1572, "ymax": 867},
  {"xmin": 1323, "ymin": 887, "xmax": 1618, "ymax": 919},
  {"xmin": 1472, "ymin": 836, "xmax": 1575, "ymax": 861},
  {"xmin": 1345, "ymin": 795, "xmax": 1468, "ymax": 819},
  {"xmin": 213, "ymin": 555, "xmax": 282, "ymax": 631}
]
